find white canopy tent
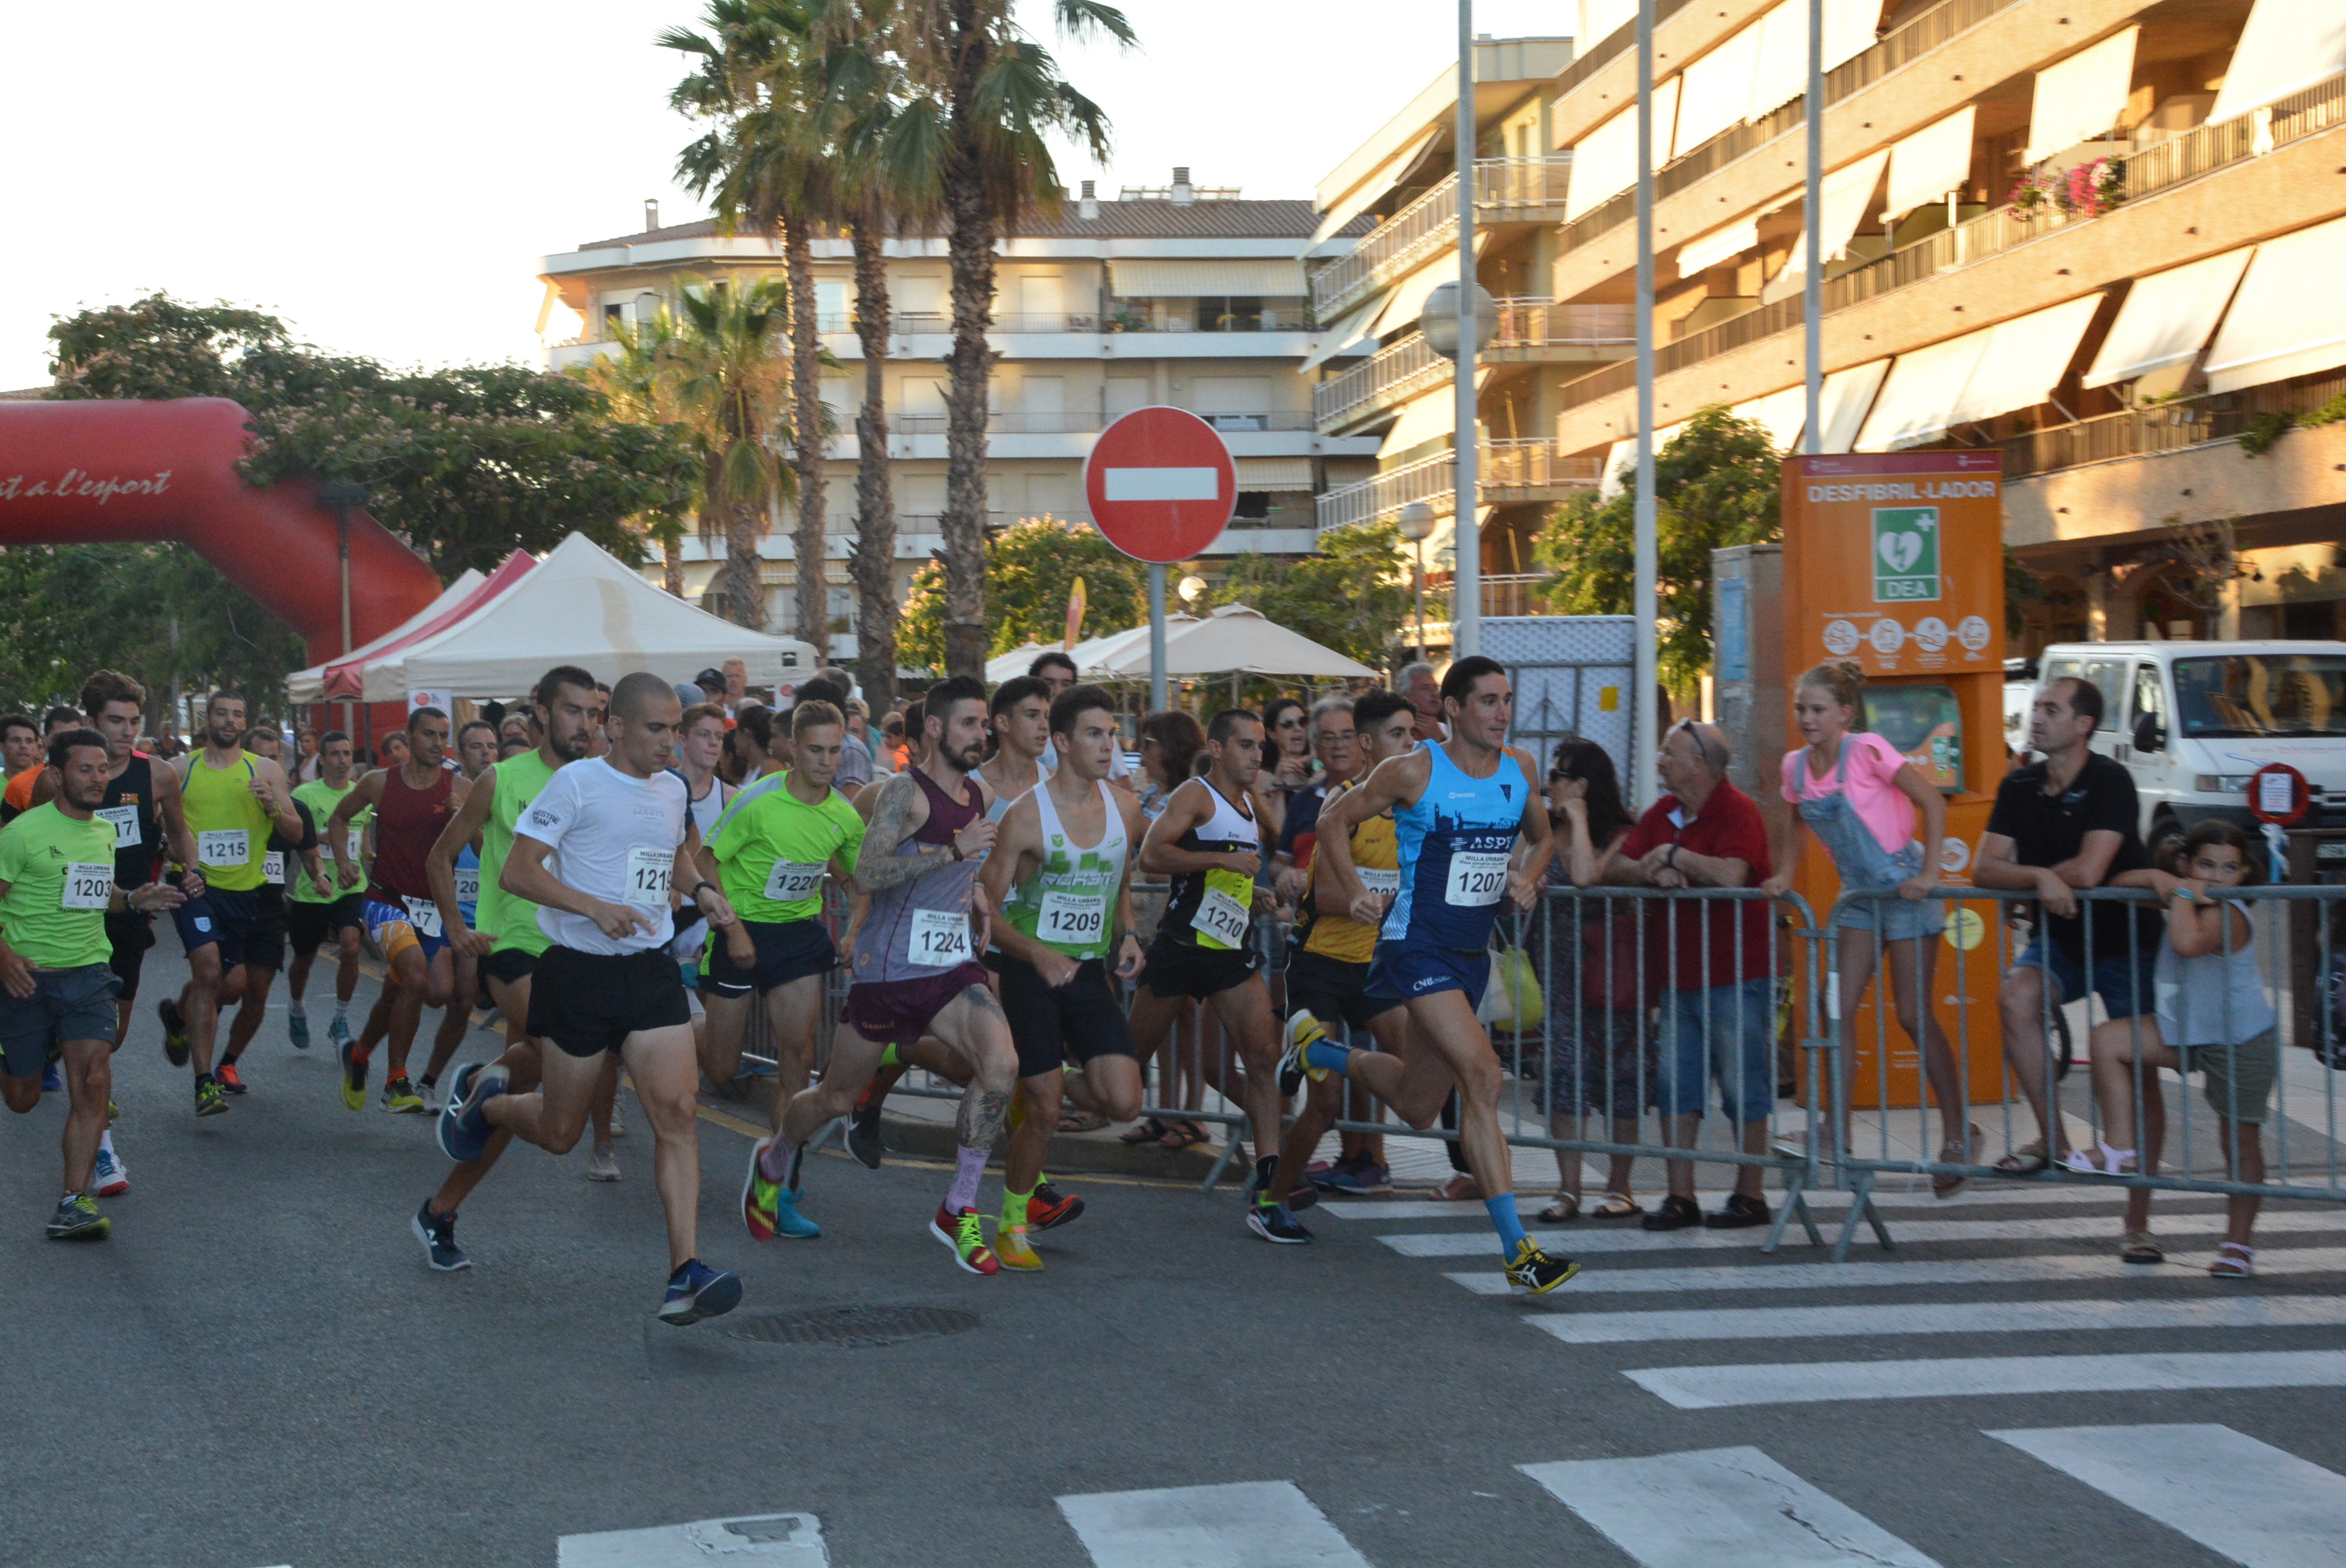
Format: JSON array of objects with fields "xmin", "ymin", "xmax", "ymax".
[
  {"xmin": 337, "ymin": 532, "xmax": 818, "ymax": 700},
  {"xmin": 1095, "ymin": 604, "xmax": 1378, "ymax": 681}
]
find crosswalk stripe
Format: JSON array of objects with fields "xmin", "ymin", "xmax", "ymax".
[
  {"xmin": 1321, "ymin": 1186, "xmax": 2211, "ymax": 1221},
  {"xmin": 1530, "ymin": 1293, "xmax": 2346, "ymax": 1345},
  {"xmin": 1055, "ymin": 1482, "xmax": 1371, "ymax": 1567},
  {"xmin": 1625, "ymin": 1349, "xmax": 2346, "ymax": 1410},
  {"xmin": 557, "ymin": 1513, "xmax": 828, "ymax": 1566},
  {"xmin": 1382, "ymin": 1208, "xmax": 2346, "ymax": 1257},
  {"xmin": 1520, "ymin": 1446, "xmax": 1943, "ymax": 1568},
  {"xmin": 1443, "ymin": 1245, "xmax": 2346, "ymax": 1294},
  {"xmin": 1987, "ymin": 1424, "xmax": 2346, "ymax": 1567}
]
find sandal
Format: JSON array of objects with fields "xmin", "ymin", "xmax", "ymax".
[
  {"xmin": 1119, "ymin": 1116, "xmax": 1169, "ymax": 1146},
  {"xmin": 2062, "ymin": 1142, "xmax": 2140, "ymax": 1178},
  {"xmin": 2210, "ymin": 1241, "xmax": 2255, "ymax": 1279},
  {"xmin": 1590, "ymin": 1191, "xmax": 1643, "ymax": 1220},
  {"xmin": 1058, "ymin": 1109, "xmax": 1109, "ymax": 1134},
  {"xmin": 2120, "ymin": 1229, "xmax": 2165, "ymax": 1265},
  {"xmin": 1158, "ymin": 1118, "xmax": 1211, "ymax": 1151},
  {"xmin": 1536, "ymin": 1192, "xmax": 1581, "ymax": 1224},
  {"xmin": 1932, "ymin": 1123, "xmax": 1985, "ymax": 1200},
  {"xmin": 1992, "ymin": 1139, "xmax": 2050, "ymax": 1176}
]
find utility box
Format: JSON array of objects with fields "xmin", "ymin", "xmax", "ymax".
[{"xmin": 1712, "ymin": 543, "xmax": 1785, "ymax": 803}]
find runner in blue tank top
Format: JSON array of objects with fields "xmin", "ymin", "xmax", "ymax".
[{"xmin": 1300, "ymin": 655, "xmax": 1579, "ymax": 1294}]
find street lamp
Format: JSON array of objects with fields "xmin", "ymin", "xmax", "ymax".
[
  {"xmin": 317, "ymin": 478, "xmax": 369, "ymax": 745},
  {"xmin": 1177, "ymin": 573, "xmax": 1207, "ymax": 606},
  {"xmin": 1396, "ymin": 500, "xmax": 1436, "ymax": 662},
  {"xmin": 1419, "ymin": 281, "xmax": 1499, "ymax": 361},
  {"xmin": 1418, "ymin": 274, "xmax": 1497, "ymax": 656}
]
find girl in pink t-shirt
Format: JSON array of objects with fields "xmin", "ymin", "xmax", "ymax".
[{"xmin": 1760, "ymin": 661, "xmax": 1970, "ymax": 1192}]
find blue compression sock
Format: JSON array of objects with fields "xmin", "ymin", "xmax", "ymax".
[
  {"xmin": 1485, "ymin": 1192, "xmax": 1528, "ymax": 1254},
  {"xmin": 1304, "ymin": 1040, "xmax": 1353, "ymax": 1076}
]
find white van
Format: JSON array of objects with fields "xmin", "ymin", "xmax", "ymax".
[{"xmin": 2033, "ymin": 641, "xmax": 2346, "ymax": 858}]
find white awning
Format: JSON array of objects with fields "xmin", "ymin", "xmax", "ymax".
[
  {"xmin": 1885, "ymin": 107, "xmax": 1976, "ymax": 221},
  {"xmin": 2210, "ymin": 0, "xmax": 2346, "ymax": 126},
  {"xmin": 1676, "ymin": 219, "xmax": 1760, "ymax": 276},
  {"xmin": 1731, "ymin": 384, "xmax": 1808, "ymax": 452},
  {"xmin": 1596, "ymin": 422, "xmax": 1688, "ymax": 499},
  {"xmin": 1308, "ymin": 128, "xmax": 1440, "ymax": 250},
  {"xmin": 1818, "ymin": 360, "xmax": 1891, "ymax": 453},
  {"xmin": 1298, "ymin": 298, "xmax": 1383, "ymax": 372},
  {"xmin": 1106, "ymin": 259, "xmax": 1308, "ymax": 297},
  {"xmin": 1673, "ymin": 22, "xmax": 1762, "ymax": 159},
  {"xmin": 2205, "ymin": 215, "xmax": 2346, "ymax": 393},
  {"xmin": 1774, "ymin": 149, "xmax": 1890, "ymax": 282},
  {"xmin": 1566, "ymin": 77, "xmax": 1680, "ymax": 223},
  {"xmin": 2025, "ymin": 27, "xmax": 2138, "ymax": 164},
  {"xmin": 2082, "ymin": 247, "xmax": 2253, "ymax": 388},
  {"xmin": 1369, "ymin": 251, "xmax": 1457, "ymax": 337},
  {"xmin": 1856, "ymin": 334, "xmax": 1992, "ymax": 451},
  {"xmin": 1748, "ymin": 0, "xmax": 1882, "ymax": 119},
  {"xmin": 1949, "ymin": 293, "xmax": 2103, "ymax": 425},
  {"xmin": 1578, "ymin": 0, "xmax": 1636, "ymax": 50},
  {"xmin": 1378, "ymin": 387, "xmax": 1458, "ymax": 458},
  {"xmin": 1235, "ymin": 457, "xmax": 1313, "ymax": 491}
]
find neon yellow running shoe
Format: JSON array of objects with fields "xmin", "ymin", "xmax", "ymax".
[
  {"xmin": 995, "ymin": 1221, "xmax": 1042, "ymax": 1272},
  {"xmin": 381, "ymin": 1076, "xmax": 426, "ymax": 1115},
  {"xmin": 1504, "ymin": 1236, "xmax": 1582, "ymax": 1295}
]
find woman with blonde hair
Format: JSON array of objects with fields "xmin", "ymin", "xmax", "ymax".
[{"xmin": 1760, "ymin": 660, "xmax": 1970, "ymax": 1193}]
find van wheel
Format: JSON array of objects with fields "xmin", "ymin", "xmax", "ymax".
[{"xmin": 2148, "ymin": 814, "xmax": 2184, "ymax": 867}]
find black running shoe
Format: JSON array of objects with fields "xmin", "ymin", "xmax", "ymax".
[
  {"xmin": 1245, "ymin": 1202, "xmax": 1313, "ymax": 1244},
  {"xmin": 1504, "ymin": 1237, "xmax": 1582, "ymax": 1294},
  {"xmin": 846, "ymin": 1094, "xmax": 886, "ymax": 1171},
  {"xmin": 411, "ymin": 1200, "xmax": 470, "ymax": 1272},
  {"xmin": 158, "ymin": 999, "xmax": 190, "ymax": 1068}
]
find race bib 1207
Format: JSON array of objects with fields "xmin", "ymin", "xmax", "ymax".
[
  {"xmin": 1444, "ymin": 851, "xmax": 1510, "ymax": 908},
  {"xmin": 909, "ymin": 906, "xmax": 972, "ymax": 965}
]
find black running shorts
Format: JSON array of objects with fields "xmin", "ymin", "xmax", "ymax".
[
  {"xmin": 481, "ymin": 946, "xmax": 539, "ymax": 989},
  {"xmin": 527, "ymin": 946, "xmax": 691, "ymax": 1058},
  {"xmin": 997, "ymin": 954, "xmax": 1136, "ymax": 1078},
  {"xmin": 1139, "ymin": 935, "xmax": 1260, "ymax": 1002},
  {"xmin": 105, "ymin": 911, "xmax": 155, "ymax": 1000},
  {"xmin": 703, "ymin": 917, "xmax": 837, "ymax": 997},
  {"xmin": 285, "ymin": 893, "xmax": 365, "ymax": 959},
  {"xmin": 1284, "ymin": 948, "xmax": 1401, "ymax": 1035}
]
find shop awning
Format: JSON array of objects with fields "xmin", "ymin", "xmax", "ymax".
[
  {"xmin": 2082, "ymin": 247, "xmax": 2253, "ymax": 388},
  {"xmin": 1236, "ymin": 457, "xmax": 1313, "ymax": 491},
  {"xmin": 2210, "ymin": 0, "xmax": 2346, "ymax": 125},
  {"xmin": 2025, "ymin": 27, "xmax": 2137, "ymax": 163},
  {"xmin": 1566, "ymin": 78, "xmax": 1680, "ymax": 223},
  {"xmin": 1106, "ymin": 259, "xmax": 1308, "ymax": 298},
  {"xmin": 2205, "ymin": 215, "xmax": 2346, "ymax": 393},
  {"xmin": 1886, "ymin": 107, "xmax": 1976, "ymax": 221}
]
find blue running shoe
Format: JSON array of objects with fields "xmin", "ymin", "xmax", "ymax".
[
  {"xmin": 41, "ymin": 1054, "xmax": 63, "ymax": 1093},
  {"xmin": 772, "ymin": 1188, "xmax": 821, "ymax": 1240},
  {"xmin": 658, "ymin": 1258, "xmax": 743, "ymax": 1325},
  {"xmin": 437, "ymin": 1062, "xmax": 509, "ymax": 1163},
  {"xmin": 411, "ymin": 1199, "xmax": 470, "ymax": 1272},
  {"xmin": 1321, "ymin": 1156, "xmax": 1393, "ymax": 1195},
  {"xmin": 327, "ymin": 1014, "xmax": 354, "ymax": 1051},
  {"xmin": 287, "ymin": 1010, "xmax": 311, "ymax": 1051}
]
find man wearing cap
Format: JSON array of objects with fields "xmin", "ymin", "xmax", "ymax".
[{"xmin": 694, "ymin": 670, "xmax": 729, "ymax": 711}]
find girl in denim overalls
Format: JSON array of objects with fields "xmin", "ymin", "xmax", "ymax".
[{"xmin": 1760, "ymin": 661, "xmax": 1970, "ymax": 1195}]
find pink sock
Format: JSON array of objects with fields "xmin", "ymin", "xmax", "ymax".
[{"xmin": 944, "ymin": 1145, "xmax": 987, "ymax": 1213}]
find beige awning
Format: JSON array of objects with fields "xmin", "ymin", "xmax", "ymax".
[
  {"xmin": 1672, "ymin": 22, "xmax": 1762, "ymax": 158},
  {"xmin": 1567, "ymin": 78, "xmax": 1680, "ymax": 223},
  {"xmin": 1236, "ymin": 458, "xmax": 1313, "ymax": 491},
  {"xmin": 1676, "ymin": 219, "xmax": 1760, "ymax": 277},
  {"xmin": 1818, "ymin": 359, "xmax": 1890, "ymax": 453},
  {"xmin": 1307, "ymin": 128, "xmax": 1440, "ymax": 250},
  {"xmin": 2083, "ymin": 247, "xmax": 2253, "ymax": 388},
  {"xmin": 1106, "ymin": 259, "xmax": 1307, "ymax": 298},
  {"xmin": 2210, "ymin": 0, "xmax": 2346, "ymax": 125},
  {"xmin": 1378, "ymin": 387, "xmax": 1459, "ymax": 458},
  {"xmin": 2206, "ymin": 215, "xmax": 2346, "ymax": 393},
  {"xmin": 2025, "ymin": 27, "xmax": 2137, "ymax": 163},
  {"xmin": 1886, "ymin": 107, "xmax": 1976, "ymax": 221},
  {"xmin": 1856, "ymin": 297, "xmax": 2098, "ymax": 449},
  {"xmin": 1370, "ymin": 252, "xmax": 1455, "ymax": 337},
  {"xmin": 1770, "ymin": 150, "xmax": 1890, "ymax": 289},
  {"xmin": 1857, "ymin": 334, "xmax": 1992, "ymax": 452},
  {"xmin": 1299, "ymin": 298, "xmax": 1383, "ymax": 372}
]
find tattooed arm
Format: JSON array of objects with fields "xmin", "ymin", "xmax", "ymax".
[{"xmin": 852, "ymin": 770, "xmax": 997, "ymax": 890}]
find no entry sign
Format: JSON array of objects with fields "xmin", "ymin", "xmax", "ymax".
[{"xmin": 1084, "ymin": 406, "xmax": 1236, "ymax": 564}]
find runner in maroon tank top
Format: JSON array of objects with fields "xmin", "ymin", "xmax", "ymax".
[{"xmin": 324, "ymin": 707, "xmax": 476, "ymax": 1113}]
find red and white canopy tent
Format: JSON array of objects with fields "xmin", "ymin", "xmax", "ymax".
[{"xmin": 285, "ymin": 550, "xmax": 536, "ymax": 704}]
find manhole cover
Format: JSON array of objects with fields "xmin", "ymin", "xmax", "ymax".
[{"xmin": 727, "ymin": 1304, "xmax": 979, "ymax": 1348}]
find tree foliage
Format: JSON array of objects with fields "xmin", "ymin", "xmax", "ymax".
[
  {"xmin": 896, "ymin": 516, "xmax": 1146, "ymax": 674},
  {"xmin": 48, "ymin": 294, "xmax": 703, "ymax": 582},
  {"xmin": 1208, "ymin": 521, "xmax": 1411, "ymax": 673},
  {"xmin": 1536, "ymin": 406, "xmax": 1781, "ymax": 684}
]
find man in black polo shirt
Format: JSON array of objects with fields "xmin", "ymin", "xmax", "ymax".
[{"xmin": 1974, "ymin": 675, "xmax": 2163, "ymax": 1172}]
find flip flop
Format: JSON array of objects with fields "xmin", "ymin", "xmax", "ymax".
[
  {"xmin": 2210, "ymin": 1241, "xmax": 2255, "ymax": 1279},
  {"xmin": 1590, "ymin": 1191, "xmax": 1643, "ymax": 1219},
  {"xmin": 1536, "ymin": 1192, "xmax": 1581, "ymax": 1224},
  {"xmin": 1992, "ymin": 1139, "xmax": 2049, "ymax": 1176}
]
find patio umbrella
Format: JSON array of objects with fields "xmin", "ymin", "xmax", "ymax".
[{"xmin": 1095, "ymin": 604, "xmax": 1378, "ymax": 681}]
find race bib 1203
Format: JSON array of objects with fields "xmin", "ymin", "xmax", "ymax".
[{"xmin": 61, "ymin": 863, "xmax": 112, "ymax": 910}]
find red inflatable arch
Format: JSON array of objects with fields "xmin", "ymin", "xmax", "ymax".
[{"xmin": 0, "ymin": 397, "xmax": 444, "ymax": 674}]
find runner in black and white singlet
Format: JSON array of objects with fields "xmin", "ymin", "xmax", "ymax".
[
  {"xmin": 1129, "ymin": 709, "xmax": 1306, "ymax": 1243},
  {"xmin": 770, "ymin": 675, "xmax": 1020, "ymax": 1278},
  {"xmin": 976, "ymin": 684, "xmax": 1147, "ymax": 1272},
  {"xmin": 438, "ymin": 672, "xmax": 747, "ymax": 1325}
]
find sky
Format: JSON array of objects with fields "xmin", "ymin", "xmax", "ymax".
[{"xmin": 1, "ymin": 0, "xmax": 1563, "ymax": 390}]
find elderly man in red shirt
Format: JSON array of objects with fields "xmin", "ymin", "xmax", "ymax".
[{"xmin": 1595, "ymin": 720, "xmax": 1778, "ymax": 1233}]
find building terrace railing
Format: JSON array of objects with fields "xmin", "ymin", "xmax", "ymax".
[
  {"xmin": 1313, "ymin": 300, "xmax": 1637, "ymax": 430},
  {"xmin": 1314, "ymin": 440, "xmax": 1600, "ymax": 530},
  {"xmin": 2000, "ymin": 368, "xmax": 2346, "ymax": 480},
  {"xmin": 1310, "ymin": 158, "xmax": 1574, "ymax": 321}
]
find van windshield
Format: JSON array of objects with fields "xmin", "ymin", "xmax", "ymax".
[{"xmin": 2174, "ymin": 654, "xmax": 2346, "ymax": 738}]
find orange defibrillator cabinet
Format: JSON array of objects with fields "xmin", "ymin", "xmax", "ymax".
[{"xmin": 1780, "ymin": 451, "xmax": 2007, "ymax": 1109}]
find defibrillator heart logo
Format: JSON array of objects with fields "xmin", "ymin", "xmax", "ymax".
[{"xmin": 1879, "ymin": 530, "xmax": 1923, "ymax": 574}]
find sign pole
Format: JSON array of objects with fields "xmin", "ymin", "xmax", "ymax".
[
  {"xmin": 1149, "ymin": 563, "xmax": 1168, "ymax": 713},
  {"xmin": 1632, "ymin": 0, "xmax": 1659, "ymax": 808},
  {"xmin": 1452, "ymin": 0, "xmax": 1480, "ymax": 659}
]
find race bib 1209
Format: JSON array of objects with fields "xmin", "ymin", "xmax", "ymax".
[{"xmin": 1039, "ymin": 889, "xmax": 1107, "ymax": 946}]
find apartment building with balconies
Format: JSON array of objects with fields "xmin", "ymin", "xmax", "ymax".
[
  {"xmin": 1309, "ymin": 0, "xmax": 2346, "ymax": 648},
  {"xmin": 536, "ymin": 176, "xmax": 1380, "ymax": 644}
]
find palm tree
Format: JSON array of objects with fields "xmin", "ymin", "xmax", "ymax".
[
  {"xmin": 667, "ymin": 279, "xmax": 794, "ymax": 627},
  {"xmin": 670, "ymin": 0, "xmax": 833, "ymax": 644},
  {"xmin": 882, "ymin": 0, "xmax": 1134, "ymax": 677},
  {"xmin": 585, "ymin": 310, "xmax": 695, "ymax": 595}
]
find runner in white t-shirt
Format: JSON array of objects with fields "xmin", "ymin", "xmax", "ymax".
[{"xmin": 438, "ymin": 671, "xmax": 749, "ymax": 1326}]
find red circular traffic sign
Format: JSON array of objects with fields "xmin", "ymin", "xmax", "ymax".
[
  {"xmin": 2250, "ymin": 761, "xmax": 2311, "ymax": 826},
  {"xmin": 1083, "ymin": 406, "xmax": 1236, "ymax": 564}
]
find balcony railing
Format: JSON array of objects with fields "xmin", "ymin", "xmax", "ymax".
[
  {"xmin": 1313, "ymin": 300, "xmax": 1639, "ymax": 430},
  {"xmin": 1315, "ymin": 441, "xmax": 1601, "ymax": 530},
  {"xmin": 884, "ymin": 410, "xmax": 1316, "ymax": 436},
  {"xmin": 823, "ymin": 311, "xmax": 1109, "ymax": 336},
  {"xmin": 2000, "ymin": 368, "xmax": 2346, "ymax": 480},
  {"xmin": 1310, "ymin": 158, "xmax": 1574, "ymax": 321},
  {"xmin": 1480, "ymin": 572, "xmax": 1551, "ymax": 618},
  {"xmin": 1556, "ymin": 68, "xmax": 2346, "ymax": 419}
]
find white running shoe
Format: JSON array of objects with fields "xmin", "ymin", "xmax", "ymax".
[
  {"xmin": 587, "ymin": 1146, "xmax": 621, "ymax": 1182},
  {"xmin": 93, "ymin": 1145, "xmax": 129, "ymax": 1197},
  {"xmin": 423, "ymin": 1080, "xmax": 446, "ymax": 1114}
]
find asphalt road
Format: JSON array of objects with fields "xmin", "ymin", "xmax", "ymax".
[{"xmin": 8, "ymin": 944, "xmax": 2346, "ymax": 1568}]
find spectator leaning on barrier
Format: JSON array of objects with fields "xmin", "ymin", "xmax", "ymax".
[
  {"xmin": 1973, "ymin": 675, "xmax": 2164, "ymax": 1175},
  {"xmin": 1596, "ymin": 719, "xmax": 1778, "ymax": 1232}
]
